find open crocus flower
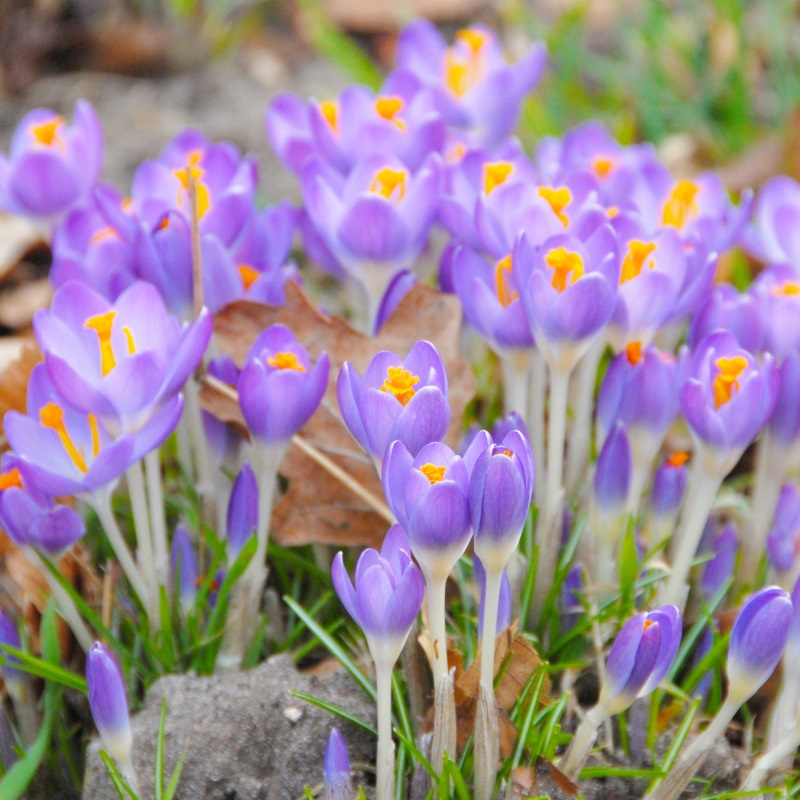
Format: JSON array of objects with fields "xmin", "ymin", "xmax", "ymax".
[
  {"xmin": 688, "ymin": 283, "xmax": 766, "ymax": 355},
  {"xmin": 34, "ymin": 280, "xmax": 211, "ymax": 436},
  {"xmin": 0, "ymin": 100, "xmax": 103, "ymax": 219},
  {"xmin": 395, "ymin": 20, "xmax": 546, "ymax": 149},
  {"xmin": 5, "ymin": 364, "xmax": 182, "ymax": 498},
  {"xmin": 301, "ymin": 151, "xmax": 443, "ymax": 332},
  {"xmin": 750, "ymin": 264, "xmax": 800, "ymax": 363},
  {"xmin": 744, "ymin": 175, "xmax": 800, "ymax": 266},
  {"xmin": 338, "ymin": 340, "xmax": 450, "ymax": 467},
  {"xmin": 267, "ymin": 71, "xmax": 445, "ymax": 177},
  {"xmin": 518, "ymin": 226, "xmax": 619, "ymax": 373}
]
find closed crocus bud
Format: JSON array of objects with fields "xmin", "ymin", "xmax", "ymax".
[
  {"xmin": 238, "ymin": 324, "xmax": 329, "ymax": 445},
  {"xmin": 170, "ymin": 526, "xmax": 197, "ymax": 612},
  {"xmin": 86, "ymin": 642, "xmax": 133, "ymax": 771},
  {"xmin": 593, "ymin": 422, "xmax": 631, "ymax": 516},
  {"xmin": 227, "ymin": 462, "xmax": 258, "ymax": 559},
  {"xmin": 559, "ymin": 563, "xmax": 585, "ymax": 633},
  {"xmin": 474, "ymin": 556, "xmax": 512, "ymax": 640},
  {"xmin": 0, "ymin": 610, "xmax": 23, "ymax": 690},
  {"xmin": 381, "ymin": 440, "xmax": 471, "ymax": 582},
  {"xmin": 727, "ymin": 586, "xmax": 792, "ymax": 703},
  {"xmin": 323, "ymin": 728, "xmax": 352, "ymax": 800},
  {"xmin": 0, "ymin": 487, "xmax": 85, "ymax": 556},
  {"xmin": 490, "ymin": 411, "xmax": 529, "ymax": 444},
  {"xmin": 699, "ymin": 522, "xmax": 737, "ymax": 600},
  {"xmin": 337, "ymin": 340, "xmax": 450, "ymax": 466},
  {"xmin": 470, "ymin": 430, "xmax": 535, "ymax": 572},
  {"xmin": 766, "ymin": 484, "xmax": 800, "ymax": 576},
  {"xmin": 600, "ymin": 606, "xmax": 682, "ymax": 715},
  {"xmin": 649, "ymin": 452, "xmax": 688, "ymax": 519}
]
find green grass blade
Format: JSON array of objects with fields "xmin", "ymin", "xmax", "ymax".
[{"xmin": 289, "ymin": 690, "xmax": 377, "ymax": 736}]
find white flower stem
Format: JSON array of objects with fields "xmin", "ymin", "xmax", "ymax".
[
  {"xmin": 659, "ymin": 462, "xmax": 724, "ymax": 611},
  {"xmin": 427, "ymin": 575, "xmax": 449, "ymax": 686},
  {"xmin": 25, "ymin": 549, "xmax": 94, "ymax": 653},
  {"xmin": 145, "ymin": 449, "xmax": 169, "ymax": 590},
  {"xmin": 744, "ymin": 717, "xmax": 800, "ymax": 792},
  {"xmin": 184, "ymin": 378, "xmax": 215, "ymax": 506},
  {"xmin": 89, "ymin": 492, "xmax": 150, "ymax": 618},
  {"xmin": 766, "ymin": 660, "xmax": 800, "ymax": 751},
  {"xmin": 560, "ymin": 706, "xmax": 605, "ymax": 779},
  {"xmin": 502, "ymin": 355, "xmax": 530, "ymax": 418},
  {"xmin": 375, "ymin": 662, "xmax": 395, "ymax": 800},
  {"xmin": 117, "ymin": 753, "xmax": 140, "ymax": 796},
  {"xmin": 528, "ymin": 353, "xmax": 547, "ymax": 508},
  {"xmin": 125, "ymin": 462, "xmax": 157, "ymax": 622},
  {"xmin": 479, "ymin": 569, "xmax": 502, "ymax": 692}
]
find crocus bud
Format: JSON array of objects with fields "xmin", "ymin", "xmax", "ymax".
[
  {"xmin": 0, "ymin": 487, "xmax": 85, "ymax": 556},
  {"xmin": 0, "ymin": 610, "xmax": 23, "ymax": 691},
  {"xmin": 766, "ymin": 484, "xmax": 800, "ymax": 577},
  {"xmin": 649, "ymin": 452, "xmax": 688, "ymax": 519},
  {"xmin": 490, "ymin": 411, "xmax": 529, "ymax": 444},
  {"xmin": 470, "ymin": 430, "xmax": 535, "ymax": 572},
  {"xmin": 699, "ymin": 522, "xmax": 737, "ymax": 600},
  {"xmin": 170, "ymin": 526, "xmax": 197, "ymax": 612},
  {"xmin": 375, "ymin": 270, "xmax": 417, "ymax": 333},
  {"xmin": 726, "ymin": 586, "xmax": 792, "ymax": 703},
  {"xmin": 600, "ymin": 606, "xmax": 682, "ymax": 715},
  {"xmin": 324, "ymin": 728, "xmax": 352, "ymax": 800},
  {"xmin": 227, "ymin": 462, "xmax": 258, "ymax": 559},
  {"xmin": 474, "ymin": 556, "xmax": 512, "ymax": 640},
  {"xmin": 559, "ymin": 563, "xmax": 585, "ymax": 633},
  {"xmin": 86, "ymin": 642, "xmax": 133, "ymax": 769},
  {"xmin": 593, "ymin": 422, "xmax": 631, "ymax": 515}
]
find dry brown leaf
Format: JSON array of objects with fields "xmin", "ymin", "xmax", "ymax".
[
  {"xmin": 0, "ymin": 214, "xmax": 45, "ymax": 282},
  {"xmin": 0, "ymin": 340, "xmax": 41, "ymax": 439},
  {"xmin": 0, "ymin": 279, "xmax": 52, "ymax": 330},
  {"xmin": 507, "ymin": 759, "xmax": 579, "ymax": 800},
  {"xmin": 204, "ymin": 281, "xmax": 476, "ymax": 548}
]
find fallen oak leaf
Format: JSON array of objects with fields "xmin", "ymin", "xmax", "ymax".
[
  {"xmin": 507, "ymin": 759, "xmax": 578, "ymax": 800},
  {"xmin": 205, "ymin": 281, "xmax": 475, "ymax": 548},
  {"xmin": 0, "ymin": 340, "xmax": 41, "ymax": 440}
]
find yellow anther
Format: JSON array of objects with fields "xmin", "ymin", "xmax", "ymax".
[
  {"xmin": 607, "ymin": 206, "xmax": 620, "ymax": 218},
  {"xmin": 773, "ymin": 282, "xmax": 800, "ymax": 297},
  {"xmin": 369, "ymin": 168, "xmax": 406, "ymax": 202},
  {"xmin": 319, "ymin": 100, "xmax": 339, "ymax": 132},
  {"xmin": 268, "ymin": 351, "xmax": 306, "ymax": 372},
  {"xmin": 88, "ymin": 413, "xmax": 100, "ymax": 458},
  {"xmin": 380, "ymin": 366, "xmax": 420, "ymax": 407},
  {"xmin": 667, "ymin": 451, "xmax": 689, "ymax": 468},
  {"xmin": 494, "ymin": 449, "xmax": 513, "ymax": 458},
  {"xmin": 545, "ymin": 247, "xmax": 584, "ymax": 292},
  {"xmin": 40, "ymin": 403, "xmax": 88, "ymax": 473},
  {"xmin": 122, "ymin": 326, "xmax": 136, "ymax": 356},
  {"xmin": 456, "ymin": 28, "xmax": 487, "ymax": 52},
  {"xmin": 30, "ymin": 116, "xmax": 64, "ymax": 148},
  {"xmin": 239, "ymin": 264, "xmax": 260, "ymax": 290},
  {"xmin": 85, "ymin": 311, "xmax": 118, "ymax": 377},
  {"xmin": 0, "ymin": 468, "xmax": 23, "ymax": 491},
  {"xmin": 643, "ymin": 618, "xmax": 655, "ymax": 631},
  {"xmin": 483, "ymin": 162, "xmax": 514, "ymax": 195},
  {"xmin": 593, "ymin": 156, "xmax": 615, "ymax": 179},
  {"xmin": 495, "ymin": 255, "xmax": 518, "ymax": 308},
  {"xmin": 538, "ymin": 186, "xmax": 572, "ymax": 227},
  {"xmin": 420, "ymin": 463, "xmax": 446, "ymax": 484},
  {"xmin": 375, "ymin": 96, "xmax": 406, "ymax": 130},
  {"xmin": 626, "ymin": 341, "xmax": 643, "ymax": 365},
  {"xmin": 620, "ymin": 240, "xmax": 657, "ymax": 284},
  {"xmin": 662, "ymin": 180, "xmax": 700, "ymax": 229},
  {"xmin": 89, "ymin": 226, "xmax": 117, "ymax": 246},
  {"xmin": 174, "ymin": 152, "xmax": 210, "ymax": 219},
  {"xmin": 444, "ymin": 29, "xmax": 486, "ymax": 97},
  {"xmin": 446, "ymin": 142, "xmax": 467, "ymax": 164},
  {"xmin": 712, "ymin": 356, "xmax": 748, "ymax": 409}
]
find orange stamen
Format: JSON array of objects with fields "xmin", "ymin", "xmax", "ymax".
[
  {"xmin": 319, "ymin": 100, "xmax": 339, "ymax": 132},
  {"xmin": 174, "ymin": 151, "xmax": 210, "ymax": 219},
  {"xmin": 375, "ymin": 96, "xmax": 406, "ymax": 130},
  {"xmin": 667, "ymin": 451, "xmax": 689, "ymax": 468},
  {"xmin": 268, "ymin": 352, "xmax": 306, "ymax": 372},
  {"xmin": 88, "ymin": 413, "xmax": 101, "ymax": 458},
  {"xmin": 620, "ymin": 240, "xmax": 657, "ymax": 284},
  {"xmin": 420, "ymin": 463, "xmax": 446, "ymax": 484},
  {"xmin": 607, "ymin": 206, "xmax": 620, "ymax": 218},
  {"xmin": 89, "ymin": 226, "xmax": 118, "ymax": 246},
  {"xmin": 40, "ymin": 403, "xmax": 88, "ymax": 473},
  {"xmin": 662, "ymin": 180, "xmax": 699, "ymax": 229},
  {"xmin": 712, "ymin": 356, "xmax": 748, "ymax": 409},
  {"xmin": 644, "ymin": 618, "xmax": 655, "ymax": 630},
  {"xmin": 0, "ymin": 469, "xmax": 23, "ymax": 491},
  {"xmin": 626, "ymin": 341, "xmax": 643, "ymax": 365},
  {"xmin": 538, "ymin": 186, "xmax": 572, "ymax": 227},
  {"xmin": 85, "ymin": 311, "xmax": 118, "ymax": 377},
  {"xmin": 380, "ymin": 366, "xmax": 420, "ymax": 407},
  {"xmin": 593, "ymin": 156, "xmax": 615, "ymax": 178},
  {"xmin": 773, "ymin": 282, "xmax": 800, "ymax": 297},
  {"xmin": 239, "ymin": 264, "xmax": 260, "ymax": 290},
  {"xmin": 545, "ymin": 247, "xmax": 584, "ymax": 292},
  {"xmin": 30, "ymin": 116, "xmax": 64, "ymax": 148},
  {"xmin": 495, "ymin": 255, "xmax": 518, "ymax": 308},
  {"xmin": 483, "ymin": 162, "xmax": 514, "ymax": 195},
  {"xmin": 369, "ymin": 168, "xmax": 406, "ymax": 202}
]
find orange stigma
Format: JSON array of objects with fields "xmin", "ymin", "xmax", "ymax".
[
  {"xmin": 626, "ymin": 341, "xmax": 643, "ymax": 365},
  {"xmin": 662, "ymin": 180, "xmax": 699, "ymax": 229},
  {"xmin": 545, "ymin": 247, "xmax": 584, "ymax": 292},
  {"xmin": 268, "ymin": 352, "xmax": 306, "ymax": 372},
  {"xmin": 375, "ymin": 96, "xmax": 406, "ymax": 129},
  {"xmin": 620, "ymin": 240, "xmax": 657, "ymax": 284},
  {"xmin": 643, "ymin": 618, "xmax": 655, "ymax": 630},
  {"xmin": 85, "ymin": 311, "xmax": 119, "ymax": 377},
  {"xmin": 606, "ymin": 206, "xmax": 620, "ymax": 218},
  {"xmin": 667, "ymin": 451, "xmax": 689, "ymax": 468},
  {"xmin": 538, "ymin": 186, "xmax": 572, "ymax": 227},
  {"xmin": 495, "ymin": 255, "xmax": 518, "ymax": 308},
  {"xmin": 174, "ymin": 150, "xmax": 210, "ymax": 219},
  {"xmin": 238, "ymin": 264, "xmax": 260, "ymax": 290},
  {"xmin": 369, "ymin": 168, "xmax": 406, "ymax": 202},
  {"xmin": 420, "ymin": 463, "xmax": 446, "ymax": 484},
  {"xmin": 319, "ymin": 100, "xmax": 339, "ymax": 132},
  {"xmin": 773, "ymin": 282, "xmax": 800, "ymax": 297},
  {"xmin": 0, "ymin": 468, "xmax": 23, "ymax": 491},
  {"xmin": 712, "ymin": 356, "xmax": 748, "ymax": 409},
  {"xmin": 444, "ymin": 28, "xmax": 486, "ymax": 97},
  {"xmin": 40, "ymin": 403, "xmax": 89, "ymax": 473},
  {"xmin": 593, "ymin": 156, "xmax": 615, "ymax": 179},
  {"xmin": 30, "ymin": 115, "xmax": 64, "ymax": 148},
  {"xmin": 380, "ymin": 366, "xmax": 420, "ymax": 407},
  {"xmin": 483, "ymin": 162, "xmax": 514, "ymax": 195}
]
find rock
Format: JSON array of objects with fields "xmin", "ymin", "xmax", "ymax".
[{"xmin": 82, "ymin": 654, "xmax": 377, "ymax": 800}]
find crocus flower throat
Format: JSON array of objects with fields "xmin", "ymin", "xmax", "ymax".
[
  {"xmin": 620, "ymin": 241, "xmax": 657, "ymax": 284},
  {"xmin": 268, "ymin": 352, "xmax": 305, "ymax": 372},
  {"xmin": 85, "ymin": 311, "xmax": 135, "ymax": 377},
  {"xmin": 662, "ymin": 180, "xmax": 699, "ymax": 229},
  {"xmin": 420, "ymin": 463, "xmax": 446, "ymax": 484},
  {"xmin": 30, "ymin": 115, "xmax": 65, "ymax": 149},
  {"xmin": 173, "ymin": 150, "xmax": 210, "ymax": 219},
  {"xmin": 370, "ymin": 168, "xmax": 407, "ymax": 202},
  {"xmin": 539, "ymin": 186, "xmax": 571, "ymax": 226},
  {"xmin": 483, "ymin": 162, "xmax": 514, "ymax": 195},
  {"xmin": 713, "ymin": 356, "xmax": 748, "ymax": 409},
  {"xmin": 380, "ymin": 366, "xmax": 419, "ymax": 406},
  {"xmin": 375, "ymin": 96, "xmax": 405, "ymax": 130},
  {"xmin": 495, "ymin": 255, "xmax": 517, "ymax": 307}
]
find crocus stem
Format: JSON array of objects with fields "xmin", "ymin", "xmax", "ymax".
[
  {"xmin": 743, "ymin": 718, "xmax": 800, "ymax": 792},
  {"xmin": 25, "ymin": 549, "xmax": 94, "ymax": 653},
  {"xmin": 117, "ymin": 754, "xmax": 140, "ymax": 796},
  {"xmin": 533, "ymin": 366, "xmax": 571, "ymax": 621},
  {"xmin": 145, "ymin": 449, "xmax": 169, "ymax": 590},
  {"xmin": 473, "ymin": 684, "xmax": 499, "ymax": 800},
  {"xmin": 660, "ymin": 462, "xmax": 724, "ymax": 611},
  {"xmin": 565, "ymin": 339, "xmax": 604, "ymax": 495},
  {"xmin": 560, "ymin": 705, "xmax": 605, "ymax": 779},
  {"xmin": 479, "ymin": 569, "xmax": 502, "ymax": 692},
  {"xmin": 501, "ymin": 353, "xmax": 530, "ymax": 418},
  {"xmin": 125, "ymin": 462, "xmax": 157, "ymax": 620},
  {"xmin": 528, "ymin": 352, "xmax": 547, "ymax": 509},
  {"xmin": 89, "ymin": 492, "xmax": 150, "ymax": 616},
  {"xmin": 359, "ymin": 263, "xmax": 395, "ymax": 336},
  {"xmin": 767, "ymin": 662, "xmax": 800, "ymax": 750},
  {"xmin": 176, "ymin": 413, "xmax": 193, "ymax": 484},
  {"xmin": 184, "ymin": 377, "xmax": 215, "ymax": 507},
  {"xmin": 427, "ymin": 575, "xmax": 449, "ymax": 686},
  {"xmin": 6, "ymin": 680, "xmax": 40, "ymax": 746},
  {"xmin": 375, "ymin": 662, "xmax": 395, "ymax": 800}
]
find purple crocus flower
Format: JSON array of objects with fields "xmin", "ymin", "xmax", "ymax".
[
  {"xmin": 474, "ymin": 556, "xmax": 511, "ymax": 640},
  {"xmin": 600, "ymin": 605, "xmax": 682, "ymax": 714},
  {"xmin": 323, "ymin": 728, "xmax": 353, "ymax": 800},
  {"xmin": 648, "ymin": 452, "xmax": 688, "ymax": 522},
  {"xmin": 744, "ymin": 176, "xmax": 800, "ymax": 266},
  {"xmin": 518, "ymin": 226, "xmax": 619, "ymax": 372},
  {"xmin": 0, "ymin": 487, "xmax": 85, "ymax": 556},
  {"xmin": 202, "ymin": 355, "xmax": 243, "ymax": 470},
  {"xmin": 86, "ymin": 641, "xmax": 133, "ymax": 767},
  {"xmin": 238, "ymin": 324, "xmax": 329, "ymax": 445},
  {"xmin": 750, "ymin": 265, "xmax": 800, "ymax": 363},
  {"xmin": 699, "ymin": 522, "xmax": 737, "ymax": 600},
  {"xmin": 491, "ymin": 411, "xmax": 529, "ymax": 444},
  {"xmin": 767, "ymin": 352, "xmax": 800, "ymax": 447},
  {"xmin": 680, "ymin": 331, "xmax": 778, "ymax": 467},
  {"xmin": 0, "ymin": 100, "xmax": 103, "ymax": 219},
  {"xmin": 559, "ymin": 563, "xmax": 585, "ymax": 633},
  {"xmin": 766, "ymin": 484, "xmax": 800, "ymax": 576},
  {"xmin": 227, "ymin": 463, "xmax": 258, "ymax": 559},
  {"xmin": 375, "ymin": 269, "xmax": 417, "ymax": 333},
  {"xmin": 688, "ymin": 283, "xmax": 765, "ymax": 355},
  {"xmin": 726, "ymin": 586, "xmax": 792, "ymax": 702},
  {"xmin": 470, "ymin": 430, "xmax": 535, "ymax": 570},
  {"xmin": 5, "ymin": 364, "xmax": 182, "ymax": 498},
  {"xmin": 332, "ymin": 531, "xmax": 424, "ymax": 668},
  {"xmin": 0, "ymin": 610, "xmax": 23, "ymax": 689},
  {"xmin": 171, "ymin": 525, "xmax": 197, "ymax": 612},
  {"xmin": 395, "ymin": 21, "xmax": 546, "ymax": 148},
  {"xmin": 382, "ymin": 439, "xmax": 471, "ymax": 581},
  {"xmin": 34, "ymin": 280, "xmax": 211, "ymax": 435},
  {"xmin": 337, "ymin": 340, "xmax": 450, "ymax": 466},
  {"xmin": 593, "ymin": 422, "xmax": 631, "ymax": 515}
]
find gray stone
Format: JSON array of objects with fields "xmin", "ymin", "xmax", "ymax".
[{"xmin": 82, "ymin": 654, "xmax": 376, "ymax": 800}]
